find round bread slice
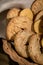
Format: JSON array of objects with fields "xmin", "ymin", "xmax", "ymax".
[
  {"xmin": 28, "ymin": 34, "xmax": 43, "ymax": 65},
  {"xmin": 6, "ymin": 16, "xmax": 33, "ymax": 40},
  {"xmin": 20, "ymin": 8, "xmax": 33, "ymax": 20},
  {"xmin": 31, "ymin": 0, "xmax": 43, "ymax": 15},
  {"xmin": 34, "ymin": 19, "xmax": 43, "ymax": 34},
  {"xmin": 7, "ymin": 8, "xmax": 20, "ymax": 19},
  {"xmin": 35, "ymin": 10, "xmax": 43, "ymax": 21},
  {"xmin": 14, "ymin": 31, "xmax": 33, "ymax": 58},
  {"xmin": 41, "ymin": 38, "xmax": 43, "ymax": 48}
]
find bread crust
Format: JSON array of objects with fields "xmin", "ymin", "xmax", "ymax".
[{"xmin": 28, "ymin": 34, "xmax": 43, "ymax": 64}]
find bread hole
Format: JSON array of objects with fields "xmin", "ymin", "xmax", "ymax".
[
  {"xmin": 7, "ymin": 48, "xmax": 8, "ymax": 49},
  {"xmin": 21, "ymin": 28, "xmax": 24, "ymax": 30}
]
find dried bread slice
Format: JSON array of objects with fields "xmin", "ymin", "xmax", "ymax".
[
  {"xmin": 34, "ymin": 19, "xmax": 43, "ymax": 34},
  {"xmin": 7, "ymin": 8, "xmax": 20, "ymax": 19},
  {"xmin": 6, "ymin": 16, "xmax": 33, "ymax": 40},
  {"xmin": 20, "ymin": 8, "xmax": 33, "ymax": 20},
  {"xmin": 32, "ymin": 0, "xmax": 43, "ymax": 15}
]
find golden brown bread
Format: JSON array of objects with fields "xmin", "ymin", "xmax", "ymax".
[
  {"xmin": 6, "ymin": 16, "xmax": 33, "ymax": 40},
  {"xmin": 32, "ymin": 0, "xmax": 43, "ymax": 15},
  {"xmin": 20, "ymin": 8, "xmax": 33, "ymax": 20},
  {"xmin": 7, "ymin": 8, "xmax": 20, "ymax": 19},
  {"xmin": 2, "ymin": 39, "xmax": 38, "ymax": 65},
  {"xmin": 28, "ymin": 34, "xmax": 43, "ymax": 65},
  {"xmin": 14, "ymin": 31, "xmax": 33, "ymax": 58}
]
